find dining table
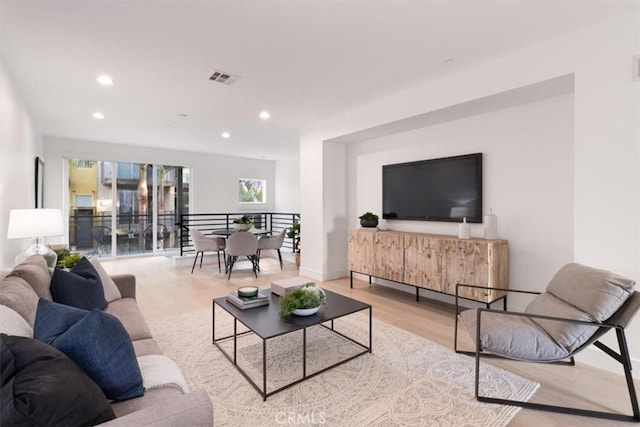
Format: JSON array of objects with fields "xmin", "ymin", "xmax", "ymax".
[{"xmin": 209, "ymin": 228, "xmax": 272, "ymax": 237}]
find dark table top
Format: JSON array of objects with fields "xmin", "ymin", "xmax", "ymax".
[
  {"xmin": 213, "ymin": 289, "xmax": 371, "ymax": 339},
  {"xmin": 210, "ymin": 228, "xmax": 272, "ymax": 237}
]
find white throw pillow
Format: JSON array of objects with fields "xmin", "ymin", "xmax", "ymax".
[
  {"xmin": 89, "ymin": 257, "xmax": 122, "ymax": 302},
  {"xmin": 0, "ymin": 304, "xmax": 34, "ymax": 337}
]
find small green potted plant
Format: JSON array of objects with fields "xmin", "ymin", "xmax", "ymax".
[
  {"xmin": 54, "ymin": 249, "xmax": 83, "ymax": 269},
  {"xmin": 359, "ymin": 212, "xmax": 379, "ymax": 228},
  {"xmin": 286, "ymin": 216, "xmax": 301, "ymax": 266},
  {"xmin": 280, "ymin": 283, "xmax": 326, "ymax": 318},
  {"xmin": 233, "ymin": 215, "xmax": 253, "ymax": 231}
]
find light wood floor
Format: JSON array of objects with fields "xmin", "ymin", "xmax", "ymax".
[{"xmin": 101, "ymin": 254, "xmax": 639, "ymax": 426}]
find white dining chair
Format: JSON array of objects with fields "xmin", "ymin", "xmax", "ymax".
[
  {"xmin": 257, "ymin": 228, "xmax": 287, "ymax": 270},
  {"xmin": 225, "ymin": 231, "xmax": 259, "ymax": 279},
  {"xmin": 190, "ymin": 227, "xmax": 226, "ymax": 273}
]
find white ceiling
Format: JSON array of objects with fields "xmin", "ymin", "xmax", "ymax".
[{"xmin": 0, "ymin": 1, "xmax": 635, "ymax": 161}]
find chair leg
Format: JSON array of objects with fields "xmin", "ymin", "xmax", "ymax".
[
  {"xmin": 216, "ymin": 251, "xmax": 221, "ymax": 273},
  {"xmin": 191, "ymin": 251, "xmax": 201, "ymax": 274},
  {"xmin": 227, "ymin": 256, "xmax": 236, "ymax": 280},
  {"xmin": 277, "ymin": 249, "xmax": 283, "ymax": 270}
]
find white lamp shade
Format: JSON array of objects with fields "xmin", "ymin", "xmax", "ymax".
[{"xmin": 7, "ymin": 209, "xmax": 64, "ymax": 239}]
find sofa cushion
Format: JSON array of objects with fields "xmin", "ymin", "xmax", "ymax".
[
  {"xmin": 50, "ymin": 257, "xmax": 108, "ymax": 310},
  {"xmin": 547, "ymin": 263, "xmax": 635, "ymax": 321},
  {"xmin": 6, "ymin": 255, "xmax": 52, "ymax": 300},
  {"xmin": 0, "ymin": 275, "xmax": 39, "ymax": 327},
  {"xmin": 0, "ymin": 305, "xmax": 33, "ymax": 338},
  {"xmin": 34, "ymin": 299, "xmax": 144, "ymax": 401},
  {"xmin": 133, "ymin": 338, "xmax": 163, "ymax": 357},
  {"xmin": 105, "ymin": 298, "xmax": 153, "ymax": 341},
  {"xmin": 1, "ymin": 333, "xmax": 115, "ymax": 426},
  {"xmin": 90, "ymin": 257, "xmax": 122, "ymax": 302}
]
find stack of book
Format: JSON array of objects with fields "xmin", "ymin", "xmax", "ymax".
[{"xmin": 226, "ymin": 290, "xmax": 270, "ymax": 310}]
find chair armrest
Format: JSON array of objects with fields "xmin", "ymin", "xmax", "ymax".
[
  {"xmin": 111, "ymin": 274, "xmax": 136, "ymax": 300},
  {"xmin": 455, "ymin": 283, "xmax": 542, "ymax": 297},
  {"xmin": 99, "ymin": 389, "xmax": 213, "ymax": 426}
]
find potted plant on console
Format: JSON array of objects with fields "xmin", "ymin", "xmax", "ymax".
[
  {"xmin": 233, "ymin": 215, "xmax": 253, "ymax": 231},
  {"xmin": 359, "ymin": 212, "xmax": 379, "ymax": 228}
]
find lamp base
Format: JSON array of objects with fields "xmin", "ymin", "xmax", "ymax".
[{"xmin": 15, "ymin": 242, "xmax": 58, "ymax": 268}]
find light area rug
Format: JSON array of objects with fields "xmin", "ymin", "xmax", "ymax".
[{"xmin": 147, "ymin": 308, "xmax": 538, "ymax": 426}]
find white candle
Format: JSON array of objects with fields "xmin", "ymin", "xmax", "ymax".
[{"xmin": 484, "ymin": 212, "xmax": 497, "ymax": 239}]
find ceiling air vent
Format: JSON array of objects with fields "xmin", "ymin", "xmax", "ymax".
[{"xmin": 209, "ymin": 69, "xmax": 240, "ymax": 85}]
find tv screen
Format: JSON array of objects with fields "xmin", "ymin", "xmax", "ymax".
[{"xmin": 382, "ymin": 153, "xmax": 483, "ymax": 223}]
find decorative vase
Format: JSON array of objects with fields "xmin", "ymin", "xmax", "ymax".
[
  {"xmin": 458, "ymin": 217, "xmax": 470, "ymax": 239},
  {"xmin": 233, "ymin": 223, "xmax": 251, "ymax": 231},
  {"xmin": 360, "ymin": 219, "xmax": 378, "ymax": 228},
  {"xmin": 293, "ymin": 306, "xmax": 320, "ymax": 316}
]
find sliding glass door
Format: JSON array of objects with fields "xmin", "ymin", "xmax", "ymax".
[{"xmin": 67, "ymin": 159, "xmax": 189, "ymax": 258}]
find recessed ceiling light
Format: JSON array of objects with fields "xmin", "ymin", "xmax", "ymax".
[
  {"xmin": 221, "ymin": 132, "xmax": 230, "ymax": 138},
  {"xmin": 444, "ymin": 58, "xmax": 455, "ymax": 65},
  {"xmin": 92, "ymin": 112, "xmax": 105, "ymax": 119},
  {"xmin": 96, "ymin": 74, "xmax": 114, "ymax": 85},
  {"xmin": 259, "ymin": 111, "xmax": 270, "ymax": 120},
  {"xmin": 177, "ymin": 113, "xmax": 188, "ymax": 118}
]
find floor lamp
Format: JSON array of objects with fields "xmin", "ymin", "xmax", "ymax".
[{"xmin": 7, "ymin": 208, "xmax": 64, "ymax": 268}]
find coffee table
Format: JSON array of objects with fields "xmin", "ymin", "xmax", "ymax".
[{"xmin": 212, "ymin": 289, "xmax": 372, "ymax": 400}]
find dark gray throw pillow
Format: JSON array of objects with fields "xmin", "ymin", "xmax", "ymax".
[
  {"xmin": 0, "ymin": 333, "xmax": 115, "ymax": 426},
  {"xmin": 50, "ymin": 256, "xmax": 107, "ymax": 310},
  {"xmin": 33, "ymin": 299, "xmax": 144, "ymax": 401}
]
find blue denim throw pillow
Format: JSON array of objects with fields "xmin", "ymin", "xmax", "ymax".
[
  {"xmin": 50, "ymin": 256, "xmax": 107, "ymax": 310},
  {"xmin": 34, "ymin": 299, "xmax": 144, "ymax": 401}
]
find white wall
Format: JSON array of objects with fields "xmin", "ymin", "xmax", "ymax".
[
  {"xmin": 348, "ymin": 94, "xmax": 574, "ymax": 310},
  {"xmin": 273, "ymin": 151, "xmax": 300, "ymax": 213},
  {"xmin": 0, "ymin": 55, "xmax": 42, "ymax": 268},
  {"xmin": 301, "ymin": 9, "xmax": 640, "ymax": 375}
]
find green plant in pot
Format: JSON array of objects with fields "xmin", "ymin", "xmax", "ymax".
[
  {"xmin": 54, "ymin": 249, "xmax": 83, "ymax": 269},
  {"xmin": 233, "ymin": 215, "xmax": 253, "ymax": 231},
  {"xmin": 280, "ymin": 283, "xmax": 326, "ymax": 318},
  {"xmin": 359, "ymin": 212, "xmax": 379, "ymax": 228},
  {"xmin": 286, "ymin": 216, "xmax": 301, "ymax": 267}
]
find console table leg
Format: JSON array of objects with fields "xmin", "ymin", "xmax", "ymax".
[
  {"xmin": 416, "ymin": 287, "xmax": 420, "ymax": 302},
  {"xmin": 368, "ymin": 275, "xmax": 372, "ymax": 285},
  {"xmin": 350, "ymin": 271, "xmax": 353, "ymax": 289}
]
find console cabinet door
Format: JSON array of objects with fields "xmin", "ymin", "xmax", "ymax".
[
  {"xmin": 373, "ymin": 232, "xmax": 404, "ymax": 282},
  {"xmin": 404, "ymin": 235, "xmax": 442, "ymax": 290},
  {"xmin": 348, "ymin": 230, "xmax": 375, "ymax": 275},
  {"xmin": 442, "ymin": 239, "xmax": 490, "ymax": 300}
]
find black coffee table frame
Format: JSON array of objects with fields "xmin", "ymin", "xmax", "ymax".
[{"xmin": 212, "ymin": 289, "xmax": 372, "ymax": 401}]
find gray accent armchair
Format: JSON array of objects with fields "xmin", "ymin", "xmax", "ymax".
[{"xmin": 455, "ymin": 263, "xmax": 640, "ymax": 422}]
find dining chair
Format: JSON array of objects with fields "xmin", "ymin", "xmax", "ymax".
[
  {"xmin": 225, "ymin": 231, "xmax": 259, "ymax": 279},
  {"xmin": 143, "ymin": 224, "xmax": 170, "ymax": 250},
  {"xmin": 257, "ymin": 228, "xmax": 287, "ymax": 270},
  {"xmin": 189, "ymin": 227, "xmax": 226, "ymax": 273}
]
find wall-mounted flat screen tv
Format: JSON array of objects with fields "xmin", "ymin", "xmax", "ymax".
[{"xmin": 382, "ymin": 153, "xmax": 483, "ymax": 223}]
